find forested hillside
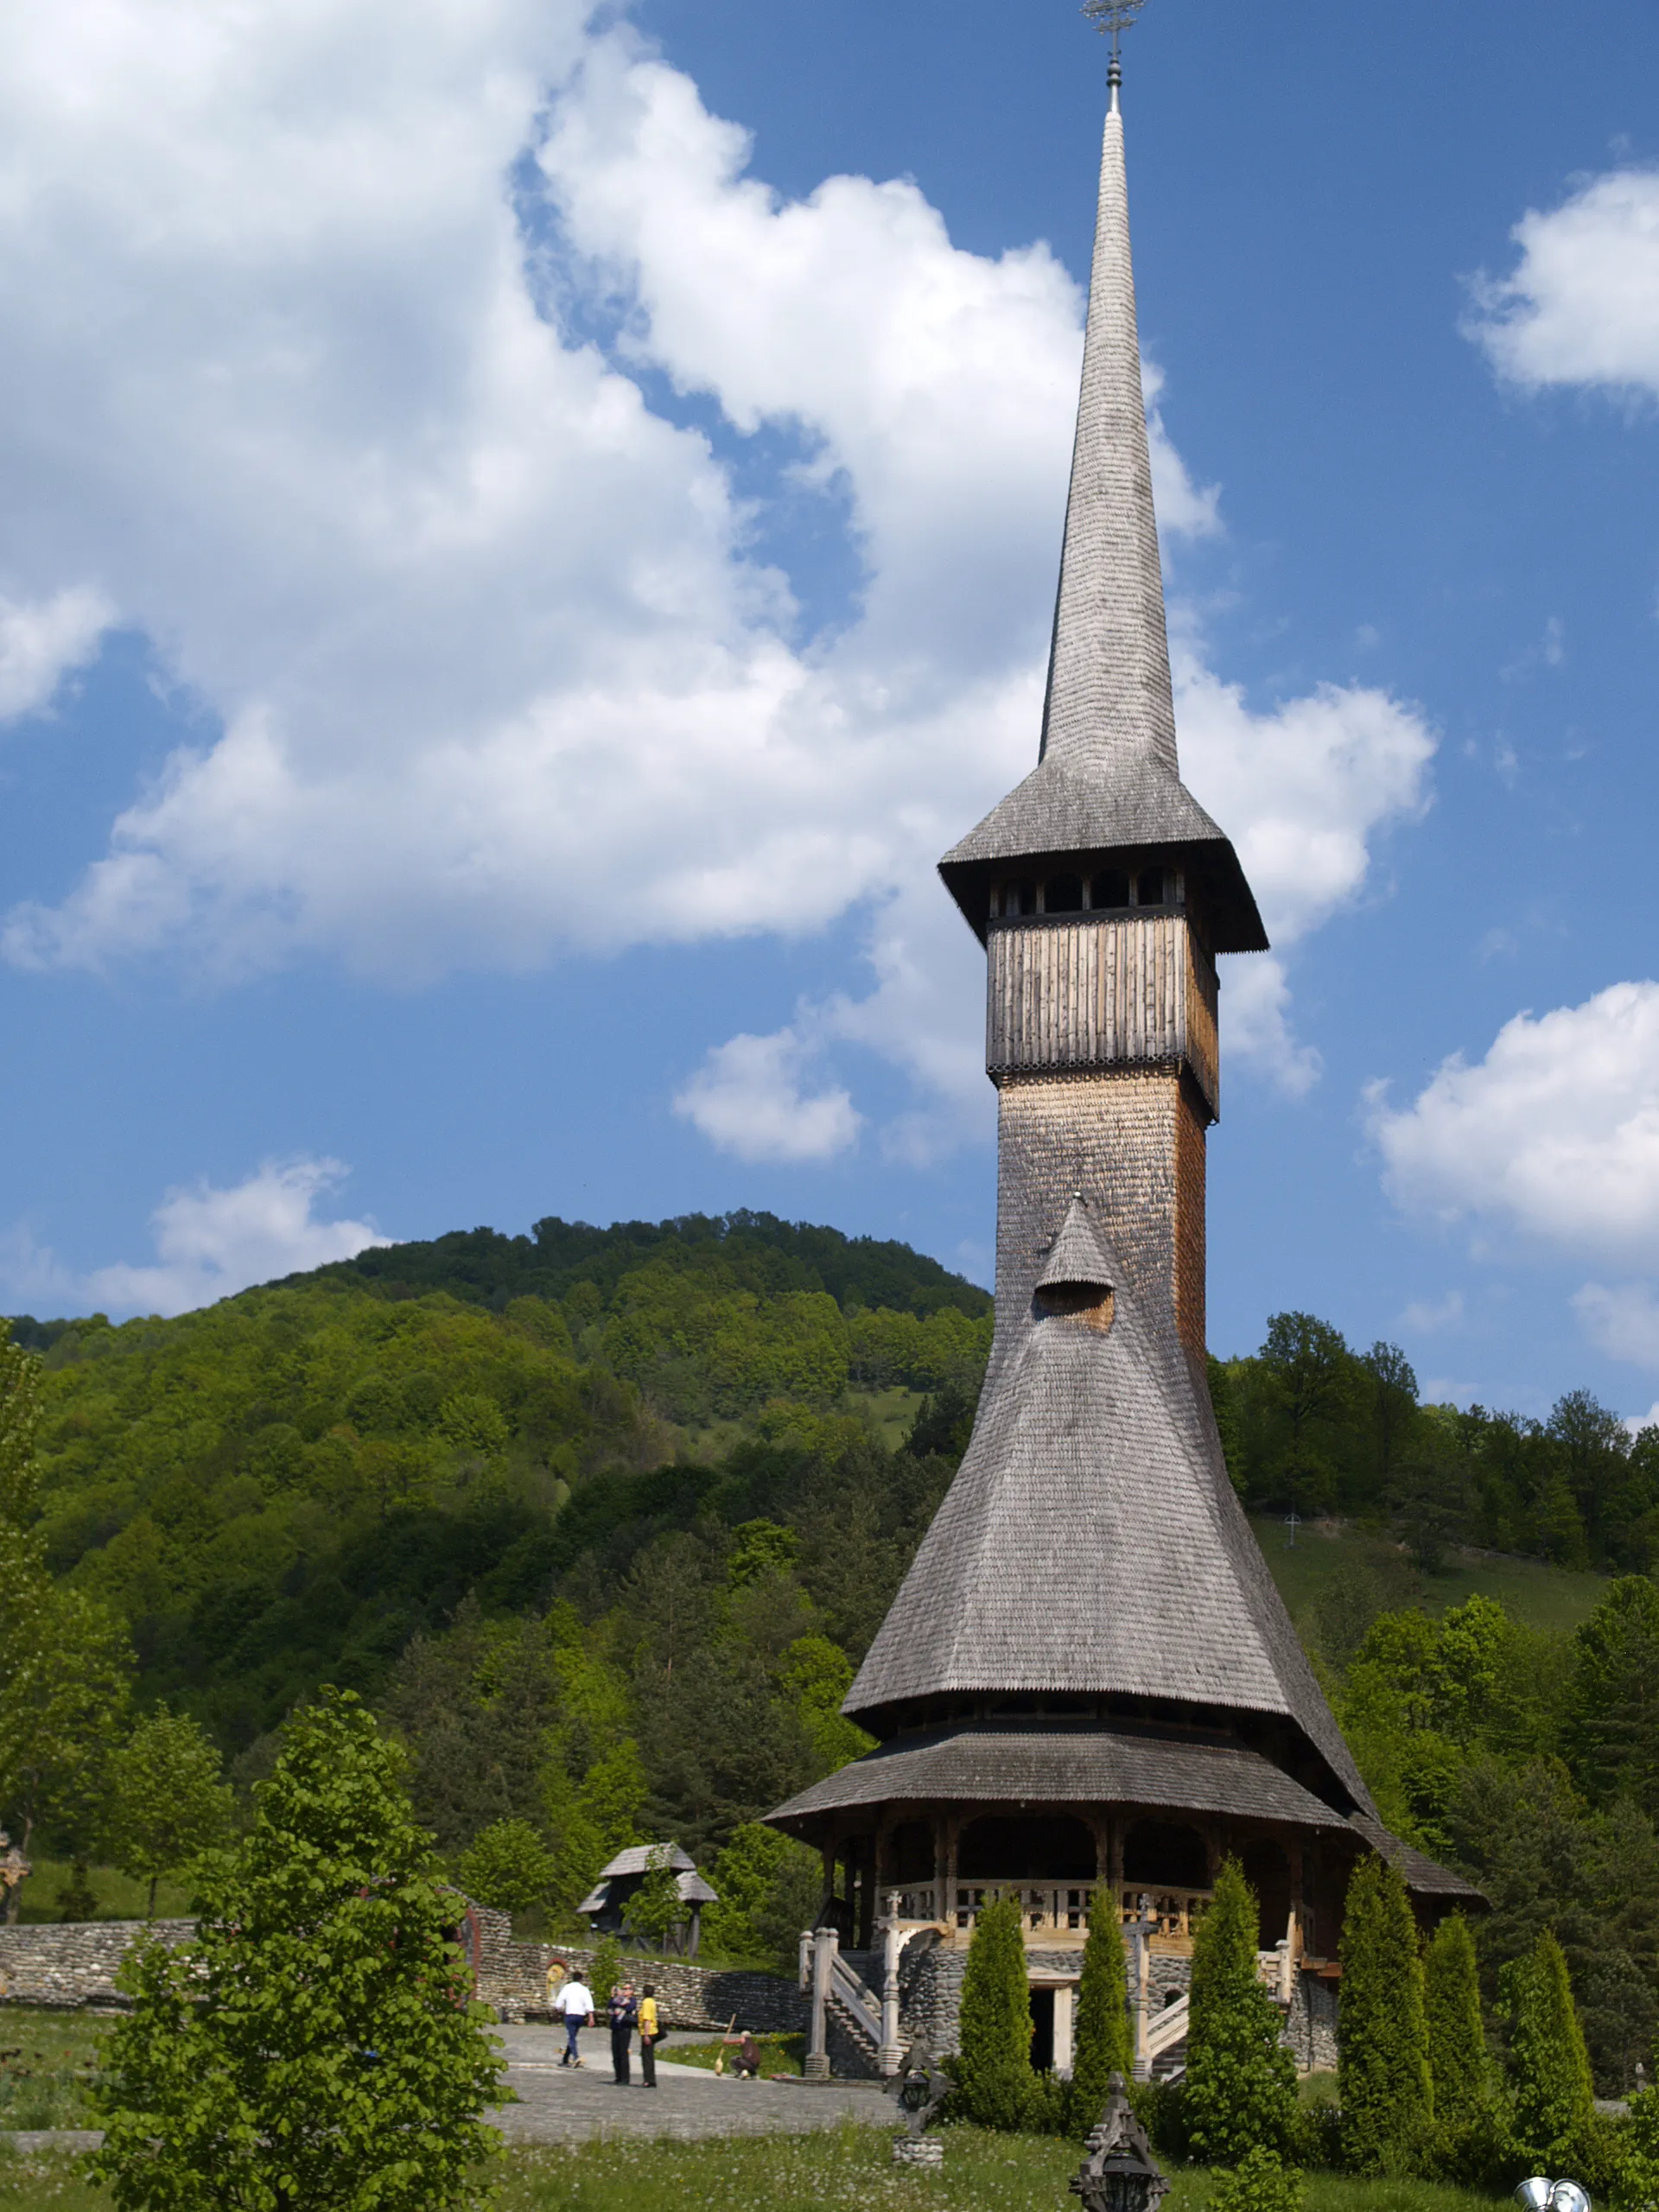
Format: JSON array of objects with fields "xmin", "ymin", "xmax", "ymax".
[
  {"xmin": 1212, "ymin": 1313, "xmax": 1659, "ymax": 1574},
  {"xmin": 6, "ymin": 1225, "xmax": 1659, "ymax": 2086},
  {"xmin": 8, "ymin": 1211, "xmax": 988, "ymax": 1751}
]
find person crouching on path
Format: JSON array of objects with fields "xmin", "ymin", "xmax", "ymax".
[
  {"xmin": 608, "ymin": 1980, "xmax": 639, "ymax": 2086},
  {"xmin": 556, "ymin": 1971, "xmax": 594, "ymax": 2067},
  {"xmin": 637, "ymin": 1984, "xmax": 660, "ymax": 2088}
]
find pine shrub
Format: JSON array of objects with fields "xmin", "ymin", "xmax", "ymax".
[
  {"xmin": 1205, "ymin": 2144, "xmax": 1306, "ymax": 2212},
  {"xmin": 1338, "ymin": 1854, "xmax": 1432, "ymax": 2175},
  {"xmin": 1421, "ymin": 1911, "xmax": 1511, "ymax": 2182},
  {"xmin": 1068, "ymin": 1891, "xmax": 1135, "ymax": 2135},
  {"xmin": 954, "ymin": 1895, "xmax": 1035, "ymax": 2133},
  {"xmin": 1500, "ymin": 1930, "xmax": 1599, "ymax": 2183},
  {"xmin": 1183, "ymin": 1858, "xmax": 1296, "ymax": 2164},
  {"xmin": 1423, "ymin": 1914, "xmax": 1485, "ymax": 2122}
]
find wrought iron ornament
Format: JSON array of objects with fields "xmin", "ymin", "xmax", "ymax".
[
  {"xmin": 1082, "ymin": 0, "xmax": 1153, "ymax": 65},
  {"xmin": 1071, "ymin": 2074, "xmax": 1170, "ymax": 2212},
  {"xmin": 884, "ymin": 2039, "xmax": 952, "ymax": 2139}
]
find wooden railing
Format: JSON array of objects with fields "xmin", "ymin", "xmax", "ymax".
[
  {"xmin": 1121, "ymin": 1886, "xmax": 1211, "ymax": 1940},
  {"xmin": 948, "ymin": 1885, "xmax": 1097, "ymax": 1934}
]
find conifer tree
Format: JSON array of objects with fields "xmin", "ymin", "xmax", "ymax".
[
  {"xmin": 1338, "ymin": 1854, "xmax": 1432, "ymax": 2173},
  {"xmin": 955, "ymin": 1894, "xmax": 1035, "ymax": 2133},
  {"xmin": 1068, "ymin": 1891, "xmax": 1135, "ymax": 2133},
  {"xmin": 1183, "ymin": 1858, "xmax": 1296, "ymax": 2164},
  {"xmin": 93, "ymin": 1688, "xmax": 504, "ymax": 2212},
  {"xmin": 1423, "ymin": 1914, "xmax": 1487, "ymax": 2126},
  {"xmin": 1499, "ymin": 1930, "xmax": 1598, "ymax": 2178}
]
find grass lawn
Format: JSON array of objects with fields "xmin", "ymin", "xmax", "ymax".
[
  {"xmin": 1250, "ymin": 1516, "xmax": 1610, "ymax": 1637},
  {"xmin": 0, "ymin": 2009, "xmax": 108, "ymax": 2133},
  {"xmin": 12, "ymin": 1859, "xmax": 193, "ymax": 1927},
  {"xmin": 665, "ymin": 2031, "xmax": 805, "ymax": 2075},
  {"xmin": 496, "ymin": 2128, "xmax": 1504, "ymax": 2212},
  {"xmin": 0, "ymin": 2126, "xmax": 1511, "ymax": 2212}
]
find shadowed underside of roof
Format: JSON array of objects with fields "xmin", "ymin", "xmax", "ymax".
[{"xmin": 769, "ymin": 1723, "xmax": 1478, "ymax": 1903}]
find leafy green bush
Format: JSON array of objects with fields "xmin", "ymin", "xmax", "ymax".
[
  {"xmin": 1183, "ymin": 1859, "xmax": 1296, "ymax": 2164},
  {"xmin": 1205, "ymin": 2145, "xmax": 1306, "ymax": 2212},
  {"xmin": 1338, "ymin": 1855, "xmax": 1433, "ymax": 2174},
  {"xmin": 954, "ymin": 1897, "xmax": 1035, "ymax": 2133},
  {"xmin": 1617, "ymin": 2083, "xmax": 1659, "ymax": 2211},
  {"xmin": 92, "ymin": 1689, "xmax": 504, "ymax": 2212},
  {"xmin": 453, "ymin": 1816, "xmax": 556, "ymax": 1915},
  {"xmin": 589, "ymin": 1934, "xmax": 623, "ymax": 2008}
]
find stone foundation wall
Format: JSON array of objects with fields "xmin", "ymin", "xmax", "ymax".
[
  {"xmin": 1, "ymin": 1915, "xmax": 804, "ymax": 2038},
  {"xmin": 1285, "ymin": 1970, "xmax": 1338, "ymax": 2073}
]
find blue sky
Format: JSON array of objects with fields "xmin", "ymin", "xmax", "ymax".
[{"xmin": 2, "ymin": 0, "xmax": 1658, "ymax": 1423}]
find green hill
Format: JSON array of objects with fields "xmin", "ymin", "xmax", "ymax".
[
  {"xmin": 1251, "ymin": 1515, "xmax": 1611, "ymax": 1640},
  {"xmin": 6, "ymin": 1211, "xmax": 988, "ymax": 1751}
]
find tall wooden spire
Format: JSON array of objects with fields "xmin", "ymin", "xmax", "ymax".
[
  {"xmin": 938, "ymin": 67, "xmax": 1265, "ymax": 955},
  {"xmin": 1040, "ymin": 64, "xmax": 1177, "ymax": 781}
]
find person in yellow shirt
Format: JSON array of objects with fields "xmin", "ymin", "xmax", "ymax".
[{"xmin": 637, "ymin": 1985, "xmax": 660, "ymax": 2088}]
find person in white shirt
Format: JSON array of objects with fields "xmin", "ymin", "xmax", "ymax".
[{"xmin": 556, "ymin": 1976, "xmax": 595, "ymax": 2068}]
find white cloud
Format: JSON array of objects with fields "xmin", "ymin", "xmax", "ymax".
[
  {"xmin": 1142, "ymin": 361, "xmax": 1221, "ymax": 541},
  {"xmin": 1399, "ymin": 1290, "xmax": 1465, "ymax": 1335},
  {"xmin": 2, "ymin": 1158, "xmax": 388, "ymax": 1319},
  {"xmin": 1374, "ymin": 981, "xmax": 1659, "ymax": 1262},
  {"xmin": 0, "ymin": 9, "xmax": 1436, "ymax": 1145},
  {"xmin": 1624, "ymin": 1400, "xmax": 1659, "ymax": 1440},
  {"xmin": 0, "ymin": 587, "xmax": 112, "ymax": 722},
  {"xmin": 83, "ymin": 1159, "xmax": 389, "ymax": 1318},
  {"xmin": 1217, "ymin": 957, "xmax": 1321, "ymax": 1097},
  {"xmin": 1467, "ymin": 167, "xmax": 1659, "ymax": 397},
  {"xmin": 1174, "ymin": 655, "xmax": 1434, "ymax": 952},
  {"xmin": 674, "ymin": 1033, "xmax": 862, "ymax": 1163},
  {"xmin": 1573, "ymin": 1281, "xmax": 1659, "ymax": 1371}
]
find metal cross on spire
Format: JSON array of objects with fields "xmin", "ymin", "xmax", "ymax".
[{"xmin": 1082, "ymin": 0, "xmax": 1152, "ymax": 73}]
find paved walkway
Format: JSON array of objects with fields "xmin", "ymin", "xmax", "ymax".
[
  {"xmin": 492, "ymin": 2023, "xmax": 892, "ymax": 2144},
  {"xmin": 2, "ymin": 2024, "xmax": 893, "ymax": 2156}
]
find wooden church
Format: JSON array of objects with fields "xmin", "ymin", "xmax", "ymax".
[{"xmin": 767, "ymin": 39, "xmax": 1475, "ymax": 2075}]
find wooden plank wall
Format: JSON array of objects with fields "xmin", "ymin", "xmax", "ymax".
[{"xmin": 986, "ymin": 916, "xmax": 1219, "ymax": 1118}]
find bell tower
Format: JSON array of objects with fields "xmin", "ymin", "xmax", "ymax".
[
  {"xmin": 936, "ymin": 43, "xmax": 1264, "ymax": 1375},
  {"xmin": 766, "ymin": 17, "xmax": 1477, "ymax": 2042}
]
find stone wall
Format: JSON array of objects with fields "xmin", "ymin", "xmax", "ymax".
[
  {"xmin": 1, "ymin": 1914, "xmax": 805, "ymax": 2038},
  {"xmin": 0, "ymin": 1920, "xmax": 194, "ymax": 2008},
  {"xmin": 468, "ymin": 1920, "xmax": 804, "ymax": 2031}
]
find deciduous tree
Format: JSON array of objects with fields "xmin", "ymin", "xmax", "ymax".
[
  {"xmin": 92, "ymin": 1688, "xmax": 504, "ymax": 2212},
  {"xmin": 108, "ymin": 1706, "xmax": 234, "ymax": 1917},
  {"xmin": 453, "ymin": 1816, "xmax": 556, "ymax": 1916}
]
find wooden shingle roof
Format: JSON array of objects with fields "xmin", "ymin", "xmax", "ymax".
[
  {"xmin": 769, "ymin": 1721, "xmax": 1354, "ymax": 1834},
  {"xmin": 842, "ymin": 1222, "xmax": 1376, "ymax": 1819}
]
